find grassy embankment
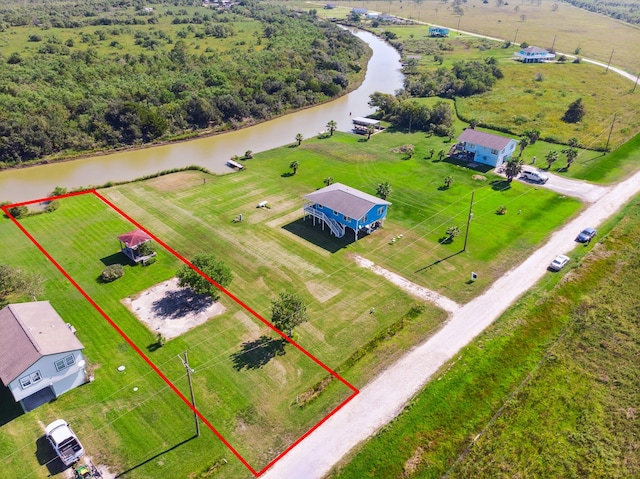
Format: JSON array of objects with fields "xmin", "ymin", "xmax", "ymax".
[
  {"xmin": 329, "ymin": 186, "xmax": 640, "ymax": 477},
  {"xmin": 0, "ymin": 126, "xmax": 581, "ymax": 478}
]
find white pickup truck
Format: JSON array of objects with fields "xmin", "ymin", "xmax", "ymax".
[{"xmin": 45, "ymin": 419, "xmax": 85, "ymax": 466}]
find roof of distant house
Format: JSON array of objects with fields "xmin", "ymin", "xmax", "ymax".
[
  {"xmin": 118, "ymin": 229, "xmax": 152, "ymax": 248},
  {"xmin": 0, "ymin": 302, "xmax": 84, "ymax": 384},
  {"xmin": 457, "ymin": 129, "xmax": 514, "ymax": 150},
  {"xmin": 304, "ymin": 183, "xmax": 390, "ymax": 219},
  {"xmin": 520, "ymin": 46, "xmax": 550, "ymax": 54}
]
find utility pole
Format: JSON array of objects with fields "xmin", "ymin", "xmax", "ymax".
[
  {"xmin": 514, "ymin": 28, "xmax": 519, "ymax": 44},
  {"xmin": 605, "ymin": 113, "xmax": 617, "ymax": 152},
  {"xmin": 550, "ymin": 34, "xmax": 556, "ymax": 52},
  {"xmin": 463, "ymin": 191, "xmax": 475, "ymax": 252},
  {"xmin": 633, "ymin": 73, "xmax": 639, "ymax": 94},
  {"xmin": 179, "ymin": 351, "xmax": 200, "ymax": 437},
  {"xmin": 605, "ymin": 49, "xmax": 614, "ymax": 73}
]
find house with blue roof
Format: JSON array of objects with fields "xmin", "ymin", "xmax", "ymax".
[
  {"xmin": 455, "ymin": 129, "xmax": 517, "ymax": 168},
  {"xmin": 303, "ymin": 183, "xmax": 391, "ymax": 240}
]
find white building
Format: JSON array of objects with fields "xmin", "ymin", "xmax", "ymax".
[{"xmin": 0, "ymin": 302, "xmax": 87, "ymax": 412}]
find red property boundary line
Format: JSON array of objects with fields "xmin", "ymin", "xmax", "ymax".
[{"xmin": 2, "ymin": 190, "xmax": 359, "ymax": 477}]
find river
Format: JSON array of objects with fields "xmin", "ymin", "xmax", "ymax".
[{"xmin": 0, "ymin": 29, "xmax": 403, "ymax": 204}]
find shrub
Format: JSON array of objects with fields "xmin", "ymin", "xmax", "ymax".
[
  {"xmin": 137, "ymin": 241, "xmax": 155, "ymax": 257},
  {"xmin": 100, "ymin": 264, "xmax": 124, "ymax": 282},
  {"xmin": 7, "ymin": 206, "xmax": 28, "ymax": 218},
  {"xmin": 155, "ymin": 332, "xmax": 166, "ymax": 347},
  {"xmin": 45, "ymin": 200, "xmax": 60, "ymax": 213},
  {"xmin": 496, "ymin": 205, "xmax": 507, "ymax": 215}
]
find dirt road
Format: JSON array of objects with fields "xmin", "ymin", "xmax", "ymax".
[{"xmin": 261, "ymin": 167, "xmax": 640, "ymax": 478}]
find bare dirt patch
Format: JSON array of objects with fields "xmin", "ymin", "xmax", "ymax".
[
  {"xmin": 145, "ymin": 171, "xmax": 205, "ymax": 193},
  {"xmin": 122, "ymin": 278, "xmax": 225, "ymax": 340}
]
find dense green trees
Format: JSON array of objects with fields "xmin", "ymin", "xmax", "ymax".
[
  {"xmin": 405, "ymin": 58, "xmax": 503, "ymax": 99},
  {"xmin": 0, "ymin": 1, "xmax": 367, "ymax": 165},
  {"xmin": 368, "ymin": 93, "xmax": 455, "ymax": 135}
]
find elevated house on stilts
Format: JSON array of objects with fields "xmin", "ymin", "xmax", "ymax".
[{"xmin": 303, "ymin": 183, "xmax": 391, "ymax": 241}]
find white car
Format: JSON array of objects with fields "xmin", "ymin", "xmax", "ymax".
[
  {"xmin": 549, "ymin": 254, "xmax": 570, "ymax": 271},
  {"xmin": 45, "ymin": 419, "xmax": 84, "ymax": 466},
  {"xmin": 521, "ymin": 169, "xmax": 549, "ymax": 184}
]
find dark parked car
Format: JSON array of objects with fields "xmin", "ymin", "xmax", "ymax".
[{"xmin": 576, "ymin": 227, "xmax": 597, "ymax": 243}]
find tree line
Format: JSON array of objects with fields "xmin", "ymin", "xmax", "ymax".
[{"xmin": 0, "ymin": 1, "xmax": 367, "ymax": 165}]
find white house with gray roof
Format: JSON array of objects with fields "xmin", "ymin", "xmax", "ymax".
[
  {"xmin": 303, "ymin": 183, "xmax": 391, "ymax": 240},
  {"xmin": 0, "ymin": 301, "xmax": 86, "ymax": 412}
]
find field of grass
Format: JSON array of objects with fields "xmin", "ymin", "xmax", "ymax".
[
  {"xmin": 329, "ymin": 189, "xmax": 640, "ymax": 479},
  {"xmin": 0, "ymin": 125, "xmax": 584, "ymax": 477},
  {"xmin": 304, "ymin": 0, "xmax": 640, "ymax": 74},
  {"xmin": 358, "ymin": 21, "xmax": 640, "ymax": 151}
]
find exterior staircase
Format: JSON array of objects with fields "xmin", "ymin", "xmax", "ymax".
[{"xmin": 304, "ymin": 206, "xmax": 346, "ymax": 238}]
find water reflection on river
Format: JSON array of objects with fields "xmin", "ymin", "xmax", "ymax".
[{"xmin": 0, "ymin": 29, "xmax": 403, "ymax": 203}]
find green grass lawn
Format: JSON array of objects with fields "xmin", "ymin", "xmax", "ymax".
[
  {"xmin": 330, "ymin": 196, "xmax": 640, "ymax": 479},
  {"xmin": 330, "ymin": 199, "xmax": 640, "ymax": 478},
  {"xmin": 0, "ymin": 127, "xmax": 587, "ymax": 478}
]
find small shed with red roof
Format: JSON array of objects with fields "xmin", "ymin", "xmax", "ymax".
[{"xmin": 118, "ymin": 229, "xmax": 156, "ymax": 263}]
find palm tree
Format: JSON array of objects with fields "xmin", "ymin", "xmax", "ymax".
[
  {"xmin": 505, "ymin": 157, "xmax": 524, "ymax": 182},
  {"xmin": 545, "ymin": 150, "xmax": 559, "ymax": 169},
  {"xmin": 326, "ymin": 120, "xmax": 337, "ymax": 136},
  {"xmin": 563, "ymin": 147, "xmax": 578, "ymax": 169},
  {"xmin": 376, "ymin": 182, "xmax": 392, "ymax": 200},
  {"xmin": 444, "ymin": 175, "xmax": 454, "ymax": 189},
  {"xmin": 568, "ymin": 137, "xmax": 579, "ymax": 148},
  {"xmin": 444, "ymin": 226, "xmax": 460, "ymax": 243},
  {"xmin": 437, "ymin": 149, "xmax": 446, "ymax": 161},
  {"xmin": 323, "ymin": 176, "xmax": 334, "ymax": 186},
  {"xmin": 518, "ymin": 135, "xmax": 530, "ymax": 157},
  {"xmin": 295, "ymin": 133, "xmax": 303, "ymax": 146},
  {"xmin": 366, "ymin": 125, "xmax": 376, "ymax": 140},
  {"xmin": 429, "ymin": 148, "xmax": 435, "ymax": 159},
  {"xmin": 289, "ymin": 160, "xmax": 299, "ymax": 175},
  {"xmin": 524, "ymin": 128, "xmax": 541, "ymax": 144},
  {"xmin": 244, "ymin": 150, "xmax": 253, "ymax": 159}
]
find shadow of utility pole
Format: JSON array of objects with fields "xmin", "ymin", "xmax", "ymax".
[
  {"xmin": 414, "ymin": 250, "xmax": 464, "ymax": 273},
  {"xmin": 116, "ymin": 435, "xmax": 197, "ymax": 477}
]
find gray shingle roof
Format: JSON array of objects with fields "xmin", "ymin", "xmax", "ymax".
[
  {"xmin": 0, "ymin": 301, "xmax": 84, "ymax": 384},
  {"xmin": 457, "ymin": 129, "xmax": 514, "ymax": 151},
  {"xmin": 303, "ymin": 183, "xmax": 391, "ymax": 219}
]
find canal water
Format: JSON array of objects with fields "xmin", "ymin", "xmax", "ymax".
[{"xmin": 0, "ymin": 29, "xmax": 403, "ymax": 203}]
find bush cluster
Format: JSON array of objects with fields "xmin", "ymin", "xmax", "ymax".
[{"xmin": 100, "ymin": 264, "xmax": 124, "ymax": 282}]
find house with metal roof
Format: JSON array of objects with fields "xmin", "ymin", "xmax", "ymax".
[
  {"xmin": 303, "ymin": 183, "xmax": 391, "ymax": 240},
  {"xmin": 455, "ymin": 129, "xmax": 517, "ymax": 168},
  {"xmin": 513, "ymin": 46, "xmax": 556, "ymax": 63},
  {"xmin": 0, "ymin": 301, "xmax": 87, "ymax": 412}
]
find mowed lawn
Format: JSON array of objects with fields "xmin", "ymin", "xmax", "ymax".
[
  {"xmin": 6, "ymin": 193, "xmax": 362, "ymax": 475},
  {"xmin": 2, "ymin": 127, "xmax": 582, "ymax": 478}
]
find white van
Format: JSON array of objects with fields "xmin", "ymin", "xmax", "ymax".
[{"xmin": 521, "ymin": 169, "xmax": 549, "ymax": 184}]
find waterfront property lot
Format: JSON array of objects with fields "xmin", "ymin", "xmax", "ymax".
[
  {"xmin": 6, "ymin": 192, "xmax": 358, "ymax": 475},
  {"xmin": 1, "ymin": 127, "xmax": 583, "ymax": 478}
]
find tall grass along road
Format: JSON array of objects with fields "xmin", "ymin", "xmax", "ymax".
[{"xmin": 260, "ymin": 166, "xmax": 640, "ymax": 478}]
